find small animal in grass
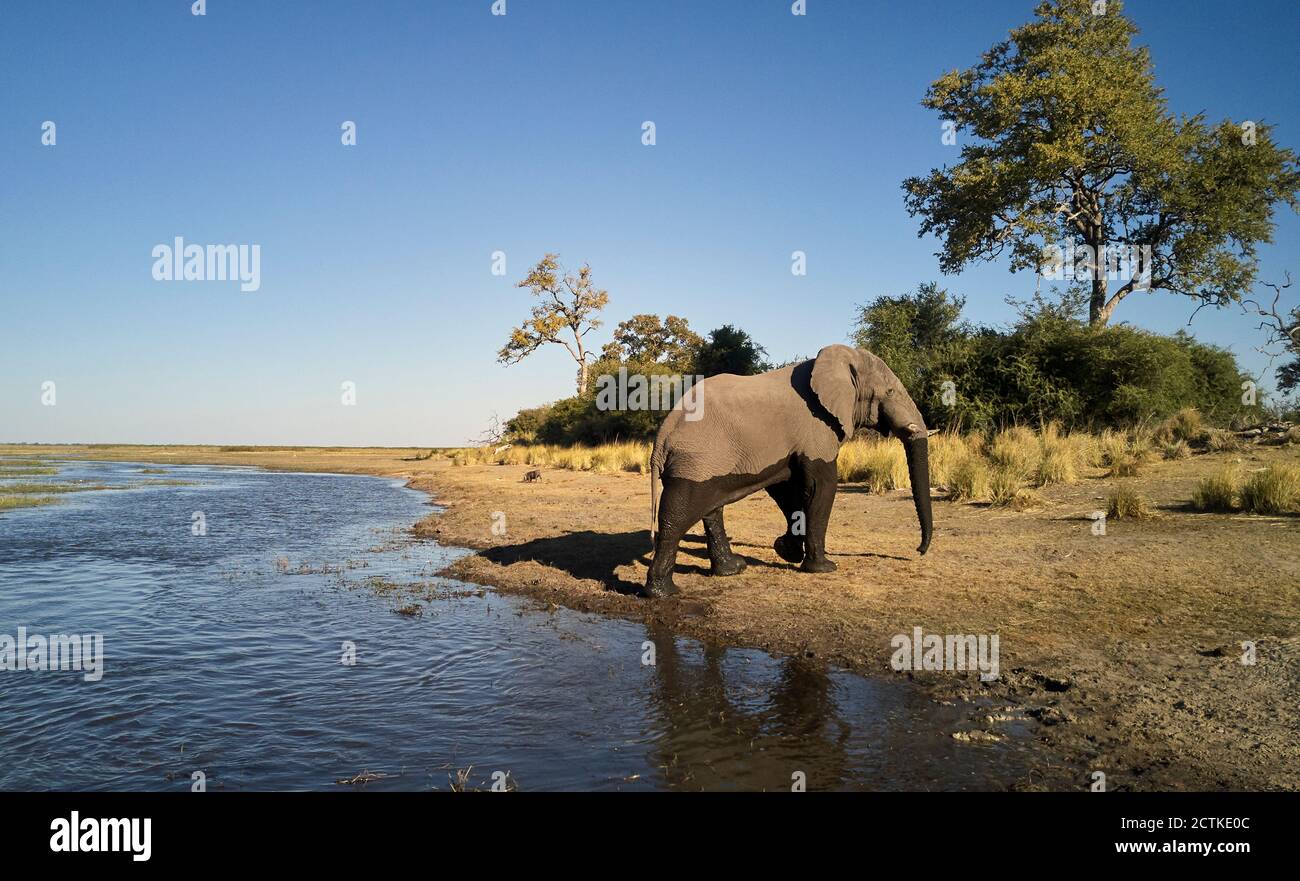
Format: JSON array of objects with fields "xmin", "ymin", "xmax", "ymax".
[{"xmin": 522, "ymin": 469, "xmax": 542, "ymax": 483}]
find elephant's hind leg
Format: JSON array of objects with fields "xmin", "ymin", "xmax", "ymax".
[
  {"xmin": 765, "ymin": 480, "xmax": 805, "ymax": 564},
  {"xmin": 702, "ymin": 507, "xmax": 747, "ymax": 576},
  {"xmin": 645, "ymin": 479, "xmax": 697, "ymax": 598}
]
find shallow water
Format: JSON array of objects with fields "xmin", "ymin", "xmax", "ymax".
[{"xmin": 0, "ymin": 460, "xmax": 1035, "ymax": 791}]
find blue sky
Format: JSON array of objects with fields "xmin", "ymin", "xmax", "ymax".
[{"xmin": 2, "ymin": 0, "xmax": 1297, "ymax": 446}]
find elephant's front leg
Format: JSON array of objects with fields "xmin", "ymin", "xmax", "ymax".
[
  {"xmin": 702, "ymin": 507, "xmax": 746, "ymax": 576},
  {"xmin": 799, "ymin": 458, "xmax": 839, "ymax": 573}
]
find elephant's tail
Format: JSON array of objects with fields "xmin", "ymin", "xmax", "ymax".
[{"xmin": 649, "ymin": 459, "xmax": 661, "ymax": 548}]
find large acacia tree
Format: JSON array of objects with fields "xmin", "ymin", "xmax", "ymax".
[{"xmin": 903, "ymin": 0, "xmax": 1300, "ymax": 326}]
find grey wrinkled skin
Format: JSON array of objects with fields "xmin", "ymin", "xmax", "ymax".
[{"xmin": 644, "ymin": 344, "xmax": 932, "ymax": 598}]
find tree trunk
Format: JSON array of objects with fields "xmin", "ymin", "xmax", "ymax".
[
  {"xmin": 577, "ymin": 360, "xmax": 589, "ymax": 397},
  {"xmin": 1089, "ymin": 275, "xmax": 1109, "ymax": 326}
]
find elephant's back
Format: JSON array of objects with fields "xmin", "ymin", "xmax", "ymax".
[{"xmin": 656, "ymin": 368, "xmax": 832, "ymax": 482}]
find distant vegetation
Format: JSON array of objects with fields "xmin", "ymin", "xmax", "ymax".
[
  {"xmin": 504, "ymin": 315, "xmax": 772, "ymax": 446},
  {"xmin": 499, "ymin": 283, "xmax": 1277, "ymax": 448},
  {"xmin": 851, "ymin": 284, "xmax": 1270, "ymax": 433}
]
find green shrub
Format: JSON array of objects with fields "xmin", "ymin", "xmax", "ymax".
[{"xmin": 852, "ymin": 286, "xmax": 1262, "ymax": 432}]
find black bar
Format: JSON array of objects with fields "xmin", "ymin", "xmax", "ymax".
[{"xmin": 1, "ymin": 792, "xmax": 1286, "ymax": 865}]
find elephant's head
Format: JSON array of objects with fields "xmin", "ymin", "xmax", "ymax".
[{"xmin": 809, "ymin": 344, "xmax": 933, "ymax": 555}]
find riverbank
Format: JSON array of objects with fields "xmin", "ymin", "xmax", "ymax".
[{"xmin": 6, "ymin": 442, "xmax": 1298, "ymax": 791}]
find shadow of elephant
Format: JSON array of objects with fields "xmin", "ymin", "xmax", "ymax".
[
  {"xmin": 477, "ymin": 528, "xmax": 909, "ymax": 593},
  {"xmin": 478, "ymin": 529, "xmax": 674, "ymax": 595}
]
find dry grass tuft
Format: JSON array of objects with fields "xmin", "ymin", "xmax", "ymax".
[
  {"xmin": 1154, "ymin": 408, "xmax": 1206, "ymax": 445},
  {"xmin": 986, "ymin": 466, "xmax": 1024, "ymax": 507},
  {"xmin": 1191, "ymin": 465, "xmax": 1240, "ymax": 513},
  {"xmin": 1240, "ymin": 464, "xmax": 1300, "ymax": 515},
  {"xmin": 1108, "ymin": 483, "xmax": 1156, "ymax": 520},
  {"xmin": 928, "ymin": 432, "xmax": 972, "ymax": 487},
  {"xmin": 947, "ymin": 456, "xmax": 991, "ymax": 502},
  {"xmin": 989, "ymin": 426, "xmax": 1041, "ymax": 479},
  {"xmin": 1035, "ymin": 443, "xmax": 1078, "ymax": 486},
  {"xmin": 1205, "ymin": 429, "xmax": 1242, "ymax": 453},
  {"xmin": 838, "ymin": 438, "xmax": 909, "ymax": 492},
  {"xmin": 1106, "ymin": 454, "xmax": 1142, "ymax": 478},
  {"xmin": 448, "ymin": 441, "xmax": 651, "ymax": 474}
]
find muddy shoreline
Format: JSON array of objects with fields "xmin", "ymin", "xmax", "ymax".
[{"xmin": 8, "ymin": 444, "xmax": 1297, "ymax": 791}]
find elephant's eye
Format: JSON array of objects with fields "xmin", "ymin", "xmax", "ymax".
[{"xmin": 886, "ymin": 387, "xmax": 895, "ymax": 397}]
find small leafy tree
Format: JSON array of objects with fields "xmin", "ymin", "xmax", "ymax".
[
  {"xmin": 498, "ymin": 253, "xmax": 610, "ymax": 395},
  {"xmin": 601, "ymin": 314, "xmax": 703, "ymax": 373},
  {"xmin": 692, "ymin": 325, "xmax": 772, "ymax": 377},
  {"xmin": 903, "ymin": 0, "xmax": 1300, "ymax": 326},
  {"xmin": 852, "ymin": 282, "xmax": 968, "ymax": 396}
]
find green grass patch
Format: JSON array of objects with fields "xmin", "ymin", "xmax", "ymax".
[
  {"xmin": 0, "ymin": 466, "xmax": 59, "ymax": 476},
  {"xmin": 0, "ymin": 494, "xmax": 59, "ymax": 511},
  {"xmin": 0, "ymin": 482, "xmax": 110, "ymax": 494}
]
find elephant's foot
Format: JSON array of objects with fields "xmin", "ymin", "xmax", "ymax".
[
  {"xmin": 800, "ymin": 556, "xmax": 838, "ymax": 574},
  {"xmin": 773, "ymin": 534, "xmax": 805, "ymax": 564},
  {"xmin": 641, "ymin": 574, "xmax": 679, "ymax": 599},
  {"xmin": 709, "ymin": 554, "xmax": 747, "ymax": 577}
]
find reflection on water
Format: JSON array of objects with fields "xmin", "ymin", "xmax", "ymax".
[{"xmin": 0, "ymin": 460, "xmax": 1034, "ymax": 791}]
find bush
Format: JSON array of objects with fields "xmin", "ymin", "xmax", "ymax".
[{"xmin": 851, "ymin": 287, "xmax": 1262, "ymax": 432}]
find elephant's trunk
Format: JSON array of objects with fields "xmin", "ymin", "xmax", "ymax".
[{"xmin": 904, "ymin": 435, "xmax": 933, "ymax": 555}]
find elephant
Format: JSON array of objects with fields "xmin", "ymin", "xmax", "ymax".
[{"xmin": 644, "ymin": 344, "xmax": 932, "ymax": 598}]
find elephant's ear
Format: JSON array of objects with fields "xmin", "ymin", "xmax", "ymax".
[{"xmin": 810, "ymin": 345, "xmax": 858, "ymax": 441}]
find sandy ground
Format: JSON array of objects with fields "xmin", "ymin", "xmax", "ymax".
[{"xmin": 7, "ymin": 442, "xmax": 1298, "ymax": 791}]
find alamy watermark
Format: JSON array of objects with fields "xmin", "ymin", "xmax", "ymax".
[
  {"xmin": 1040, "ymin": 242, "xmax": 1152, "ymax": 287},
  {"xmin": 151, "ymin": 236, "xmax": 261, "ymax": 292},
  {"xmin": 594, "ymin": 367, "xmax": 705, "ymax": 421},
  {"xmin": 890, "ymin": 626, "xmax": 999, "ymax": 681},
  {"xmin": 0, "ymin": 626, "xmax": 104, "ymax": 682},
  {"xmin": 50, "ymin": 812, "xmax": 150, "ymax": 861}
]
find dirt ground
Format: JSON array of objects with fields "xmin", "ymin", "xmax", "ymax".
[{"xmin": 8, "ymin": 442, "xmax": 1298, "ymax": 791}]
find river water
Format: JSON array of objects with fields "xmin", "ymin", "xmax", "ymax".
[{"xmin": 0, "ymin": 460, "xmax": 1036, "ymax": 791}]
